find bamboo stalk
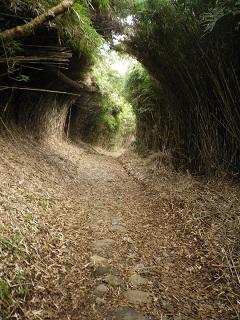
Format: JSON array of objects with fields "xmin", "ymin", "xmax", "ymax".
[{"xmin": 0, "ymin": 86, "xmax": 81, "ymax": 96}]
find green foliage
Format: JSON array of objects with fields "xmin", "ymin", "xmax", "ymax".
[
  {"xmin": 15, "ymin": 74, "xmax": 30, "ymax": 82},
  {"xmin": 124, "ymin": 0, "xmax": 240, "ymax": 175},
  {"xmin": 98, "ymin": 0, "xmax": 110, "ymax": 10},
  {"xmin": 0, "ymin": 280, "xmax": 11, "ymax": 303},
  {"xmin": 4, "ymin": 40, "xmax": 23, "ymax": 56},
  {"xmin": 0, "ymin": 233, "xmax": 23, "ymax": 256},
  {"xmin": 202, "ymin": 0, "xmax": 240, "ymax": 32},
  {"xmin": 2, "ymin": 40, "xmax": 30, "ymax": 82},
  {"xmin": 109, "ymin": 0, "xmax": 135, "ymax": 16},
  {"xmin": 57, "ymin": 1, "xmax": 104, "ymax": 61},
  {"xmin": 91, "ymin": 51, "xmax": 136, "ymax": 148},
  {"xmin": 0, "ymin": 211, "xmax": 37, "ymax": 319},
  {"xmin": 0, "ymin": 234, "xmax": 31, "ymax": 318},
  {"xmin": 125, "ymin": 64, "xmax": 171, "ymax": 151},
  {"xmin": 125, "ymin": 64, "xmax": 159, "ymax": 114}
]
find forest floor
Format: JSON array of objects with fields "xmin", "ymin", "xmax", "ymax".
[{"xmin": 0, "ymin": 135, "xmax": 239, "ymax": 320}]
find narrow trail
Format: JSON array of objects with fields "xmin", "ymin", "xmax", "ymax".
[{"xmin": 0, "ymin": 137, "xmax": 236, "ymax": 320}]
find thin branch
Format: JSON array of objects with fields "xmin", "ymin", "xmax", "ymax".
[{"xmin": 0, "ymin": 86, "xmax": 81, "ymax": 96}]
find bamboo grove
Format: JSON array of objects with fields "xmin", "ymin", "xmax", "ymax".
[{"xmin": 124, "ymin": 0, "xmax": 240, "ymax": 176}]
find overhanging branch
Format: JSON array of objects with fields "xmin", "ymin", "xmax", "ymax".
[
  {"xmin": 49, "ymin": 68, "xmax": 98, "ymax": 93},
  {"xmin": 0, "ymin": 0, "xmax": 76, "ymax": 41}
]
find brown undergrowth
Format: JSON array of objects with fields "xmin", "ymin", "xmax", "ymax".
[{"xmin": 119, "ymin": 150, "xmax": 240, "ymax": 319}]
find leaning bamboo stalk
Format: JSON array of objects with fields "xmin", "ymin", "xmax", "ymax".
[
  {"xmin": 0, "ymin": 57, "xmax": 70, "ymax": 62},
  {"xmin": 0, "ymin": 58, "xmax": 71, "ymax": 63},
  {"xmin": 0, "ymin": 86, "xmax": 81, "ymax": 96}
]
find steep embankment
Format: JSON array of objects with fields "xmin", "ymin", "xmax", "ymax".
[{"xmin": 0, "ymin": 136, "xmax": 239, "ymax": 320}]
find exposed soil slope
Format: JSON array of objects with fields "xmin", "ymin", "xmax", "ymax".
[{"xmin": 0, "ymin": 136, "xmax": 239, "ymax": 320}]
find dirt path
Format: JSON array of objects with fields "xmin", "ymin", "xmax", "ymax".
[{"xmin": 0, "ymin": 137, "xmax": 238, "ymax": 320}]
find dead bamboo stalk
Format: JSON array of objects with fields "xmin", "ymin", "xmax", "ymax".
[{"xmin": 0, "ymin": 86, "xmax": 81, "ymax": 96}]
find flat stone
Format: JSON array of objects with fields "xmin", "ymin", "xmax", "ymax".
[
  {"xmin": 111, "ymin": 217, "xmax": 122, "ymax": 225},
  {"xmin": 129, "ymin": 274, "xmax": 147, "ymax": 286},
  {"xmin": 90, "ymin": 255, "xmax": 112, "ymax": 276},
  {"xmin": 104, "ymin": 274, "xmax": 122, "ymax": 287},
  {"xmin": 95, "ymin": 284, "xmax": 109, "ymax": 296},
  {"xmin": 110, "ymin": 307, "xmax": 149, "ymax": 320},
  {"xmin": 93, "ymin": 239, "xmax": 115, "ymax": 251},
  {"xmin": 95, "ymin": 264, "xmax": 120, "ymax": 277},
  {"xmin": 90, "ymin": 255, "xmax": 108, "ymax": 265},
  {"xmin": 124, "ymin": 290, "xmax": 151, "ymax": 305},
  {"xmin": 94, "ymin": 264, "xmax": 112, "ymax": 276},
  {"xmin": 110, "ymin": 225, "xmax": 127, "ymax": 233},
  {"xmin": 96, "ymin": 297, "xmax": 106, "ymax": 305}
]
